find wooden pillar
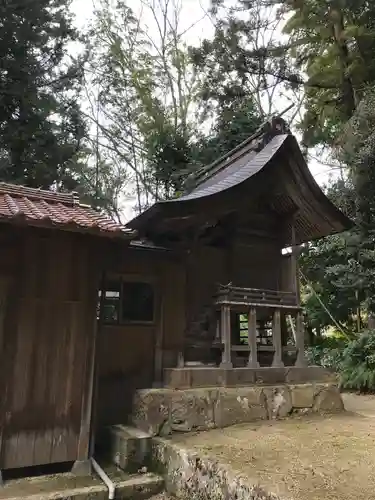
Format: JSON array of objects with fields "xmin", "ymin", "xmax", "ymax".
[
  {"xmin": 280, "ymin": 313, "xmax": 288, "ymax": 346},
  {"xmin": 272, "ymin": 309, "xmax": 284, "ymax": 368},
  {"xmin": 247, "ymin": 307, "xmax": 259, "ymax": 368},
  {"xmin": 72, "ymin": 256, "xmax": 100, "ymax": 476},
  {"xmin": 215, "ymin": 314, "xmax": 220, "ymax": 341},
  {"xmin": 180, "ymin": 234, "xmax": 197, "ymax": 369},
  {"xmin": 177, "ymin": 350, "xmax": 185, "ymax": 368},
  {"xmin": 220, "ymin": 304, "xmax": 232, "ymax": 368},
  {"xmin": 291, "ymin": 220, "xmax": 301, "ymax": 306},
  {"xmin": 153, "ymin": 294, "xmax": 164, "ymax": 387},
  {"xmin": 0, "ymin": 276, "xmax": 10, "ymax": 485},
  {"xmin": 295, "ymin": 310, "xmax": 307, "ymax": 367}
]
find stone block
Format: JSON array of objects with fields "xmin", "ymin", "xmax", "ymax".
[
  {"xmin": 313, "ymin": 383, "xmax": 344, "ymax": 413},
  {"xmin": 290, "ymin": 384, "xmax": 314, "ymax": 408},
  {"xmin": 286, "ymin": 366, "xmax": 336, "ymax": 384},
  {"xmin": 132, "ymin": 389, "xmax": 172, "ymax": 436},
  {"xmin": 226, "ymin": 368, "xmax": 256, "ymax": 386},
  {"xmin": 107, "ymin": 425, "xmax": 151, "ymax": 472},
  {"xmin": 190, "ymin": 367, "xmax": 226, "ymax": 387},
  {"xmin": 214, "ymin": 387, "xmax": 267, "ymax": 427},
  {"xmin": 164, "ymin": 368, "xmax": 191, "ymax": 389},
  {"xmin": 263, "ymin": 386, "xmax": 292, "ymax": 419},
  {"xmin": 170, "ymin": 389, "xmax": 218, "ymax": 432},
  {"xmin": 255, "ymin": 367, "xmax": 287, "ymax": 384}
]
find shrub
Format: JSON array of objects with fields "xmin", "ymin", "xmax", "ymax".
[
  {"xmin": 305, "ymin": 336, "xmax": 346, "ymax": 372},
  {"xmin": 340, "ymin": 330, "xmax": 375, "ymax": 392}
]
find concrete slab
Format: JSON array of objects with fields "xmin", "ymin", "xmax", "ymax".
[{"xmin": 0, "ymin": 471, "xmax": 164, "ymax": 500}]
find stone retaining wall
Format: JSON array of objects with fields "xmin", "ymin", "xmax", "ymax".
[
  {"xmin": 131, "ymin": 383, "xmax": 344, "ymax": 436},
  {"xmin": 152, "ymin": 438, "xmax": 282, "ymax": 500}
]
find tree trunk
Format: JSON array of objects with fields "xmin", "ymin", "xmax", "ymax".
[{"xmin": 330, "ymin": 8, "xmax": 357, "ymax": 118}]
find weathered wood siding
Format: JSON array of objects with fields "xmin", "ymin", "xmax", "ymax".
[
  {"xmin": 231, "ymin": 239, "xmax": 282, "ymax": 290},
  {"xmin": 96, "ymin": 247, "xmax": 186, "ymax": 425},
  {"xmin": 0, "ymin": 226, "xmax": 99, "ymax": 470},
  {"xmin": 185, "ymin": 246, "xmax": 226, "ymax": 325},
  {"xmin": 280, "ymin": 254, "xmax": 296, "ymax": 293},
  {"xmin": 183, "ymin": 239, "xmax": 282, "ymax": 324}
]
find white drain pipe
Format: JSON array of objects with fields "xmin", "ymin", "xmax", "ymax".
[{"xmin": 91, "ymin": 457, "xmax": 116, "ymax": 500}]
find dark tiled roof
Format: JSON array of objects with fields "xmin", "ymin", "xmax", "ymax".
[
  {"xmin": 126, "ymin": 116, "xmax": 353, "ymax": 245},
  {"xmin": 178, "ymin": 134, "xmax": 287, "ymax": 201},
  {"xmin": 0, "ymin": 183, "xmax": 134, "ymax": 238},
  {"xmin": 183, "ymin": 115, "xmax": 290, "ymax": 195}
]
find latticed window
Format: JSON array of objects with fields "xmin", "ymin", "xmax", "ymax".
[
  {"xmin": 98, "ymin": 278, "xmax": 155, "ymax": 324},
  {"xmin": 236, "ymin": 313, "xmax": 273, "ymax": 346}
]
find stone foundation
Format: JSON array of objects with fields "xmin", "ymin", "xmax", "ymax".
[
  {"xmin": 131, "ymin": 382, "xmax": 344, "ymax": 436},
  {"xmin": 163, "ymin": 365, "xmax": 336, "ymax": 389}
]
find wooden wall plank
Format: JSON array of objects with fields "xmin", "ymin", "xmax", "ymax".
[
  {"xmin": 1, "ymin": 229, "xmax": 98, "ymax": 470},
  {"xmin": 0, "ymin": 229, "xmax": 25, "ymax": 470},
  {"xmin": 6, "ymin": 298, "xmax": 37, "ymax": 468}
]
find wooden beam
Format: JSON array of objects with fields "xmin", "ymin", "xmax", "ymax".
[
  {"xmin": 153, "ymin": 292, "xmax": 164, "ymax": 387},
  {"xmin": 72, "ymin": 247, "xmax": 99, "ymax": 476},
  {"xmin": 295, "ymin": 311, "xmax": 307, "ymax": 367},
  {"xmin": 220, "ymin": 305, "xmax": 232, "ymax": 368},
  {"xmin": 247, "ymin": 307, "xmax": 259, "ymax": 368},
  {"xmin": 290, "ymin": 218, "xmax": 301, "ymax": 306},
  {"xmin": 272, "ymin": 310, "xmax": 284, "ymax": 368}
]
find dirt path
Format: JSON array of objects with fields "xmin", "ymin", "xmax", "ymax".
[
  {"xmin": 172, "ymin": 394, "xmax": 375, "ymax": 500},
  {"xmin": 342, "ymin": 392, "xmax": 375, "ymax": 417}
]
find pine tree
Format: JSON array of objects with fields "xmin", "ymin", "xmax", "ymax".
[
  {"xmin": 0, "ymin": 0, "xmax": 86, "ymax": 188},
  {"xmin": 283, "ymin": 0, "xmax": 375, "ymax": 146}
]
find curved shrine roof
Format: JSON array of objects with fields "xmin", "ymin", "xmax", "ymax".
[{"xmin": 126, "ymin": 118, "xmax": 353, "ymax": 245}]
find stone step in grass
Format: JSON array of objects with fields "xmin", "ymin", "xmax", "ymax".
[{"xmin": 0, "ymin": 469, "xmax": 164, "ymax": 500}]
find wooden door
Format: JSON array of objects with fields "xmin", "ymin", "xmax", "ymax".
[
  {"xmin": 0, "ymin": 231, "xmax": 97, "ymax": 470},
  {"xmin": 96, "ymin": 275, "xmax": 157, "ymax": 426}
]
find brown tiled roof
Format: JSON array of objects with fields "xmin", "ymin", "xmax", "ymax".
[{"xmin": 0, "ymin": 182, "xmax": 134, "ymax": 238}]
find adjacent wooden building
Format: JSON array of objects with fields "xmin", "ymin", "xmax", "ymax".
[
  {"xmin": 0, "ymin": 184, "xmax": 133, "ymax": 477},
  {"xmin": 0, "ymin": 116, "xmax": 353, "ymax": 477}
]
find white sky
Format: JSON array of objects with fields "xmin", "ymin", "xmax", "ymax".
[{"xmin": 71, "ymin": 0, "xmax": 338, "ymax": 213}]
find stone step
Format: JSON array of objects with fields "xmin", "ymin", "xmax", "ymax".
[
  {"xmin": 112, "ymin": 472, "xmax": 164, "ymax": 500},
  {"xmin": 103, "ymin": 425, "xmax": 152, "ymax": 472},
  {"xmin": 0, "ymin": 471, "xmax": 164, "ymax": 500}
]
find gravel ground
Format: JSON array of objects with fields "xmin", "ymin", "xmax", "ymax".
[{"xmin": 172, "ymin": 396, "xmax": 375, "ymax": 500}]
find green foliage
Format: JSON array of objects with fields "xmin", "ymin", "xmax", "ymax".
[
  {"xmin": 191, "ymin": 98, "xmax": 262, "ymax": 167},
  {"xmin": 340, "ymin": 331, "xmax": 375, "ymax": 392},
  {"xmin": 306, "ymin": 332, "xmax": 375, "ymax": 392},
  {"xmin": 305, "ymin": 336, "xmax": 346, "ymax": 371},
  {"xmin": 88, "ymin": 0, "xmax": 204, "ymax": 205},
  {"xmin": 88, "ymin": 0, "xmax": 264, "ymax": 209},
  {"xmin": 284, "ymin": 0, "xmax": 375, "ymax": 147},
  {"xmin": 300, "ymin": 177, "xmax": 365, "ymax": 333},
  {"xmin": 335, "ymin": 88, "xmax": 375, "ymax": 313},
  {"xmin": 0, "ymin": 0, "xmax": 86, "ymax": 189},
  {"xmin": 190, "ymin": 0, "xmax": 292, "ymax": 119}
]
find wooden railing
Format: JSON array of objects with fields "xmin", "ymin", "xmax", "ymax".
[{"xmin": 215, "ymin": 285, "xmax": 298, "ymax": 308}]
